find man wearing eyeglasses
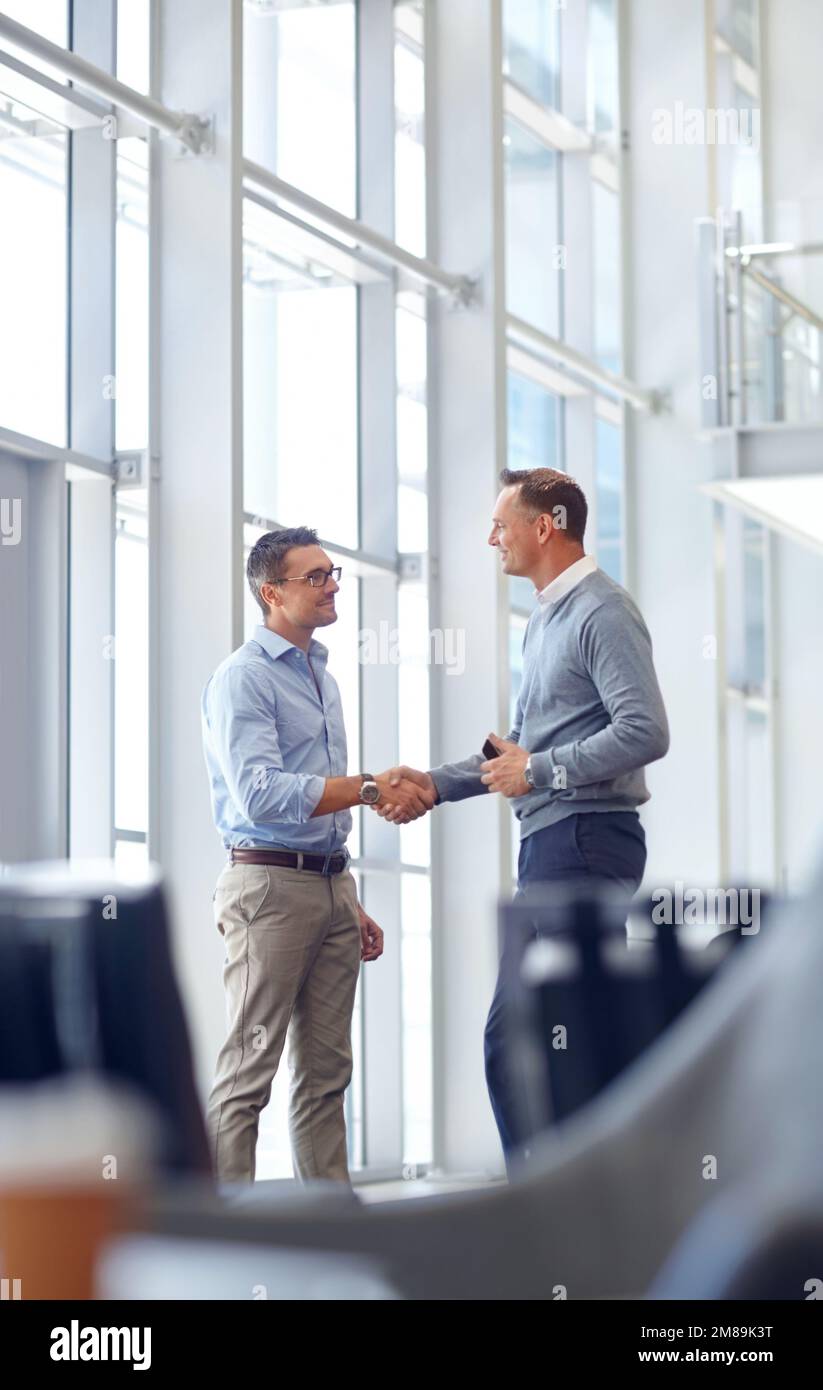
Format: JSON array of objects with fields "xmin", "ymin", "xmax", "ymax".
[{"xmin": 202, "ymin": 526, "xmax": 434, "ymax": 1185}]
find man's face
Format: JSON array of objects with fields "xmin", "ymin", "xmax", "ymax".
[
  {"xmin": 488, "ymin": 487, "xmax": 541, "ymax": 577},
  {"xmin": 264, "ymin": 545, "xmax": 340, "ymax": 629}
]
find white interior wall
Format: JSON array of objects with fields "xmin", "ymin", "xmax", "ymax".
[
  {"xmin": 773, "ymin": 538, "xmax": 823, "ymax": 894},
  {"xmin": 624, "ymin": 0, "xmax": 721, "ymax": 890},
  {"xmin": 760, "ymin": 0, "xmax": 823, "ymax": 894}
]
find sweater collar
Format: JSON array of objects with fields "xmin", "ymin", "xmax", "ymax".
[{"xmin": 536, "ymin": 554, "xmax": 598, "ymax": 608}]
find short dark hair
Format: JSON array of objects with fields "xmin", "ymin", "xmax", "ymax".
[
  {"xmin": 499, "ymin": 467, "xmax": 588, "ymax": 543},
  {"xmin": 247, "ymin": 526, "xmax": 319, "ymax": 616}
]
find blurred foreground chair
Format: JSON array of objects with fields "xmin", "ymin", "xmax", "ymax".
[
  {"xmin": 129, "ymin": 860, "xmax": 822, "ymax": 1299},
  {"xmin": 0, "ymin": 861, "xmax": 212, "ymax": 1180},
  {"xmin": 500, "ymin": 884, "xmax": 765, "ymax": 1142}
]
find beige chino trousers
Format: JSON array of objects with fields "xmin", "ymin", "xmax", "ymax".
[{"xmin": 206, "ymin": 861, "xmax": 361, "ymax": 1184}]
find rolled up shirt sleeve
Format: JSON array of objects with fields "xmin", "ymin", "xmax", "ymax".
[
  {"xmin": 208, "ymin": 665, "xmax": 326, "ymax": 824},
  {"xmin": 528, "ymin": 600, "xmax": 669, "ymax": 791}
]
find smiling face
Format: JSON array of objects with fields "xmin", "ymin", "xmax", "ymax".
[
  {"xmin": 260, "ymin": 544, "xmax": 340, "ymax": 633},
  {"xmin": 488, "ymin": 485, "xmax": 545, "ymax": 579}
]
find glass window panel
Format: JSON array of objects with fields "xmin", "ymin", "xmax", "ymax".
[
  {"xmin": 397, "ymin": 297, "xmax": 428, "ymax": 553},
  {"xmin": 398, "ymin": 583, "xmax": 431, "ymax": 869},
  {"xmin": 115, "ymin": 138, "xmax": 149, "ymax": 450},
  {"xmin": 243, "ymin": 212, "xmax": 359, "ymax": 548},
  {"xmin": 0, "ymin": 113, "xmax": 66, "ymax": 443},
  {"xmin": 743, "ymin": 519, "xmax": 766, "ymax": 694},
  {"xmin": 397, "ymin": 395, "xmax": 427, "ymax": 482},
  {"xmin": 116, "ymin": 0, "xmax": 150, "ymax": 94},
  {"xmin": 114, "ymin": 490, "xmax": 148, "ymax": 835},
  {"xmin": 504, "ymin": 120, "xmax": 560, "ymax": 336},
  {"xmin": 503, "ymin": 0, "xmax": 560, "ymax": 108},
  {"xmin": 244, "ymin": 0, "xmax": 356, "ymax": 217},
  {"xmin": 346, "ymin": 962, "xmax": 365, "ymax": 1171},
  {"xmin": 114, "ymin": 838, "xmax": 149, "ymax": 870},
  {"xmin": 1, "ymin": 0, "xmax": 66, "ymax": 46},
  {"xmin": 592, "ymin": 181, "xmax": 621, "ymax": 374},
  {"xmin": 394, "ymin": 3, "xmax": 426, "ymax": 257},
  {"xmin": 743, "ymin": 706, "xmax": 773, "ymax": 882},
  {"xmin": 507, "ymin": 370, "xmax": 560, "ymax": 472},
  {"xmin": 396, "ymin": 296, "xmax": 427, "ymax": 397},
  {"xmin": 509, "ymin": 574, "xmax": 537, "ymax": 613},
  {"xmin": 715, "ymin": 0, "xmax": 759, "ymax": 67},
  {"xmin": 724, "ymin": 95, "xmax": 763, "ymax": 244},
  {"xmin": 401, "ymin": 872, "xmax": 432, "ymax": 1166},
  {"xmin": 594, "ymin": 416, "xmax": 623, "ymax": 584},
  {"xmin": 398, "ymin": 483, "xmax": 428, "ymax": 553},
  {"xmin": 587, "ymin": 0, "xmax": 619, "ymax": 136},
  {"xmin": 725, "ymin": 697, "xmax": 774, "ymax": 886},
  {"xmin": 255, "ymin": 1032, "xmax": 294, "ymax": 1178},
  {"xmin": 509, "ymin": 611, "xmax": 528, "ymax": 726}
]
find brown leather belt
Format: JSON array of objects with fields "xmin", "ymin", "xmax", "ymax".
[{"xmin": 229, "ymin": 847, "xmax": 348, "ymax": 875}]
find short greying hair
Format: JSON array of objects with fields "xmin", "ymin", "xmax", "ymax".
[
  {"xmin": 499, "ymin": 467, "xmax": 588, "ymax": 543},
  {"xmin": 246, "ymin": 526, "xmax": 319, "ymax": 616}
]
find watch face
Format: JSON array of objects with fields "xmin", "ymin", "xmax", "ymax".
[{"xmin": 360, "ymin": 780, "xmax": 380, "ymax": 805}]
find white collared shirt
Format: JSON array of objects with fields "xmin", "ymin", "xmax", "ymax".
[{"xmin": 536, "ymin": 553, "xmax": 598, "ymax": 608}]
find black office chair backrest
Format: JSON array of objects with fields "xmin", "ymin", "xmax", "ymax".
[
  {"xmin": 501, "ymin": 883, "xmax": 770, "ymax": 1143},
  {"xmin": 0, "ymin": 863, "xmax": 213, "ymax": 1181}
]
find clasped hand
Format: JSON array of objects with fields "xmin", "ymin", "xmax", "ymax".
[
  {"xmin": 371, "ymin": 767, "xmax": 437, "ymax": 824},
  {"xmin": 370, "ymin": 733, "xmax": 532, "ymax": 825}
]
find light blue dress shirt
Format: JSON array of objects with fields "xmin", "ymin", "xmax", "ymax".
[{"xmin": 201, "ymin": 624, "xmax": 352, "ymax": 853}]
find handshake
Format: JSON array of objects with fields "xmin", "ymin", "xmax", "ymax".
[
  {"xmin": 369, "ymin": 767, "xmax": 437, "ymax": 825},
  {"xmin": 368, "ymin": 733, "xmax": 531, "ymax": 824}
]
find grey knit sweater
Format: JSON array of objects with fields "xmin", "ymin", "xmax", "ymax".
[{"xmin": 429, "ymin": 568, "xmax": 670, "ymax": 838}]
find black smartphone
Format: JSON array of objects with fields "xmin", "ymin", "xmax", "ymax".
[{"xmin": 481, "ymin": 737, "xmax": 500, "ymax": 760}]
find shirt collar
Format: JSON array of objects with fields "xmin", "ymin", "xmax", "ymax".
[
  {"xmin": 536, "ymin": 554, "xmax": 598, "ymax": 608},
  {"xmin": 253, "ymin": 624, "xmax": 328, "ymax": 666}
]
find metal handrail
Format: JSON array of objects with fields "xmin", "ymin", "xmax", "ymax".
[
  {"xmin": 507, "ymin": 314, "xmax": 659, "ymax": 413},
  {"xmin": 0, "ymin": 11, "xmax": 209, "ymax": 151},
  {"xmin": 243, "ymin": 160, "xmax": 476, "ymax": 303},
  {"xmin": 0, "ymin": 7, "xmax": 662, "ymax": 413},
  {"xmin": 742, "ymin": 265, "xmax": 823, "ymax": 335}
]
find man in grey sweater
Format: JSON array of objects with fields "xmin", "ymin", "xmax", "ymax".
[{"xmin": 380, "ymin": 466, "xmax": 670, "ymax": 1158}]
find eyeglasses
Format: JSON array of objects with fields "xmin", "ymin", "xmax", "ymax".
[{"xmin": 277, "ymin": 565, "xmax": 342, "ymax": 589}]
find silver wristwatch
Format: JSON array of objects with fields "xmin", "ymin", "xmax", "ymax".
[
  {"xmin": 359, "ymin": 772, "xmax": 381, "ymax": 805},
  {"xmin": 524, "ymin": 756, "xmax": 535, "ymax": 790}
]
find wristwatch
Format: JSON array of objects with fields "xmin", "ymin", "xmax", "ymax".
[
  {"xmin": 359, "ymin": 772, "xmax": 381, "ymax": 805},
  {"xmin": 524, "ymin": 756, "xmax": 535, "ymax": 790}
]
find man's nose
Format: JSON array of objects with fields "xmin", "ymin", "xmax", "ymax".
[{"xmin": 488, "ymin": 529, "xmax": 498, "ymax": 547}]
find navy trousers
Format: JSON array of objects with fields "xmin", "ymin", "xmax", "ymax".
[{"xmin": 484, "ymin": 810, "xmax": 648, "ymax": 1161}]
